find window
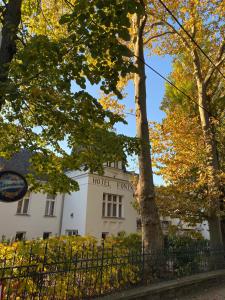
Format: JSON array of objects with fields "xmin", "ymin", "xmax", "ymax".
[
  {"xmin": 137, "ymin": 218, "xmax": 142, "ymax": 231},
  {"xmin": 102, "ymin": 193, "xmax": 123, "ymax": 218},
  {"xmin": 66, "ymin": 230, "xmax": 78, "ymax": 236},
  {"xmin": 15, "ymin": 232, "xmax": 26, "ymax": 241},
  {"xmin": 45, "ymin": 194, "xmax": 56, "ymax": 216},
  {"xmin": 16, "ymin": 193, "xmax": 30, "ymax": 215},
  {"xmin": 102, "ymin": 232, "xmax": 109, "ymax": 239},
  {"xmin": 118, "ymin": 196, "xmax": 122, "ymax": 218},
  {"xmin": 43, "ymin": 232, "xmax": 51, "ymax": 239},
  {"xmin": 161, "ymin": 220, "xmax": 171, "ymax": 230},
  {"xmin": 106, "ymin": 161, "xmax": 119, "ymax": 168}
]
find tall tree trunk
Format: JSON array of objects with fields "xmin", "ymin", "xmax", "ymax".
[
  {"xmin": 0, "ymin": 0, "xmax": 22, "ymax": 109},
  {"xmin": 196, "ymin": 80, "xmax": 223, "ymax": 250},
  {"xmin": 133, "ymin": 12, "xmax": 163, "ymax": 256}
]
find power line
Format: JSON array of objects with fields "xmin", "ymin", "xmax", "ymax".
[
  {"xmin": 89, "ymin": 18, "xmax": 222, "ymax": 123},
  {"xmin": 157, "ymin": 0, "xmax": 225, "ymax": 80},
  {"xmin": 133, "ymin": 53, "xmax": 221, "ymax": 123},
  {"xmin": 117, "ymin": 37, "xmax": 222, "ymax": 122}
]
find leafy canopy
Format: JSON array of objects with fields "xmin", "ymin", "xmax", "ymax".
[{"xmin": 0, "ymin": 0, "xmax": 141, "ymax": 193}]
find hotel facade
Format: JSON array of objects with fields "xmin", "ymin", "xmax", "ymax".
[
  {"xmin": 0, "ymin": 159, "xmax": 138, "ymax": 240},
  {"xmin": 0, "ymin": 152, "xmax": 209, "ymax": 241}
]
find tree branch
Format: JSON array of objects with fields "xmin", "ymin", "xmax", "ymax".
[
  {"xmin": 192, "ymin": 48, "xmax": 203, "ymax": 83},
  {"xmin": 143, "ymin": 21, "xmax": 165, "ymax": 36},
  {"xmin": 204, "ymin": 42, "xmax": 225, "ymax": 86},
  {"xmin": 144, "ymin": 31, "xmax": 174, "ymax": 45},
  {"xmin": 161, "ymin": 20, "xmax": 191, "ymax": 49}
]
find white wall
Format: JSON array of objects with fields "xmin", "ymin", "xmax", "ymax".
[
  {"xmin": 0, "ymin": 192, "xmax": 62, "ymax": 240},
  {"xmin": 61, "ymin": 171, "xmax": 89, "ymax": 236},
  {"xmin": 167, "ymin": 217, "xmax": 210, "ymax": 240},
  {"xmin": 0, "ymin": 166, "xmax": 210, "ymax": 241},
  {"xmin": 85, "ymin": 168, "xmax": 138, "ymax": 238}
]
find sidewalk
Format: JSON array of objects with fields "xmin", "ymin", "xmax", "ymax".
[
  {"xmin": 177, "ymin": 285, "xmax": 225, "ymax": 300},
  {"xmin": 103, "ymin": 270, "xmax": 225, "ymax": 300}
]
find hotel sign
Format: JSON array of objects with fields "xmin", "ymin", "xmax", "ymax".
[
  {"xmin": 92, "ymin": 177, "xmax": 110, "ymax": 187},
  {"xmin": 92, "ymin": 176, "xmax": 133, "ymax": 191},
  {"xmin": 0, "ymin": 171, "xmax": 28, "ymax": 202},
  {"xmin": 116, "ymin": 182, "xmax": 133, "ymax": 191}
]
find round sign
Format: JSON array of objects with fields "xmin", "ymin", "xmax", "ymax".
[{"xmin": 0, "ymin": 171, "xmax": 28, "ymax": 202}]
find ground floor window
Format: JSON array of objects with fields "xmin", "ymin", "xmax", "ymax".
[
  {"xmin": 66, "ymin": 230, "xmax": 78, "ymax": 236},
  {"xmin": 102, "ymin": 193, "xmax": 123, "ymax": 218},
  {"xmin": 161, "ymin": 220, "xmax": 171, "ymax": 231},
  {"xmin": 15, "ymin": 232, "xmax": 26, "ymax": 241},
  {"xmin": 102, "ymin": 232, "xmax": 109, "ymax": 239},
  {"xmin": 43, "ymin": 232, "xmax": 52, "ymax": 239},
  {"xmin": 136, "ymin": 218, "xmax": 142, "ymax": 231}
]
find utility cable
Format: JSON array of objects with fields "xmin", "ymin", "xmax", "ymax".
[
  {"xmin": 132, "ymin": 53, "xmax": 221, "ymax": 123},
  {"xmin": 157, "ymin": 0, "xmax": 225, "ymax": 80}
]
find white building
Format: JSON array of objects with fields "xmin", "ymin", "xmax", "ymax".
[
  {"xmin": 0, "ymin": 151, "xmax": 209, "ymax": 241},
  {"xmin": 0, "ymin": 153, "xmax": 138, "ymax": 240},
  {"xmin": 61, "ymin": 162, "xmax": 137, "ymax": 239}
]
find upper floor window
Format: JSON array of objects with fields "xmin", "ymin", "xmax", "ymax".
[
  {"xmin": 102, "ymin": 193, "xmax": 123, "ymax": 218},
  {"xmin": 45, "ymin": 194, "xmax": 56, "ymax": 217},
  {"xmin": 105, "ymin": 161, "xmax": 121, "ymax": 169},
  {"xmin": 16, "ymin": 193, "xmax": 30, "ymax": 215}
]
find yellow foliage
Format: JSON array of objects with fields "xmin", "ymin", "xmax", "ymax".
[
  {"xmin": 0, "ymin": 235, "xmax": 141, "ymax": 298},
  {"xmin": 150, "ymin": 107, "xmax": 225, "ymax": 222}
]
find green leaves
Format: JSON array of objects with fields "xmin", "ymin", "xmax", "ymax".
[
  {"xmin": 59, "ymin": 0, "xmax": 137, "ymax": 97},
  {"xmin": 0, "ymin": 0, "xmax": 141, "ymax": 193}
]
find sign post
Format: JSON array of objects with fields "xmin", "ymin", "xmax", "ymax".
[{"xmin": 0, "ymin": 171, "xmax": 28, "ymax": 202}]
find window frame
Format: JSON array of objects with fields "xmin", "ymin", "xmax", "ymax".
[
  {"xmin": 45, "ymin": 194, "xmax": 56, "ymax": 217},
  {"xmin": 43, "ymin": 232, "xmax": 52, "ymax": 239},
  {"xmin": 161, "ymin": 220, "xmax": 171, "ymax": 230},
  {"xmin": 15, "ymin": 232, "xmax": 26, "ymax": 241},
  {"xmin": 16, "ymin": 193, "xmax": 30, "ymax": 215},
  {"xmin": 66, "ymin": 230, "xmax": 78, "ymax": 236},
  {"xmin": 106, "ymin": 161, "xmax": 120, "ymax": 169},
  {"xmin": 102, "ymin": 193, "xmax": 124, "ymax": 219},
  {"xmin": 102, "ymin": 232, "xmax": 109, "ymax": 239}
]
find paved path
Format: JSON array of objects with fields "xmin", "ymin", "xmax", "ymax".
[{"xmin": 177, "ymin": 285, "xmax": 225, "ymax": 300}]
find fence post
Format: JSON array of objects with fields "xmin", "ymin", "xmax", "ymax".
[
  {"xmin": 38, "ymin": 242, "xmax": 48, "ymax": 298},
  {"xmin": 99, "ymin": 240, "xmax": 105, "ymax": 295},
  {"xmin": 142, "ymin": 242, "xmax": 145, "ymax": 283}
]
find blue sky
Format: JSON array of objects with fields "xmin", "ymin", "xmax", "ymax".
[
  {"xmin": 72, "ymin": 54, "xmax": 172, "ymax": 185},
  {"xmin": 117, "ymin": 54, "xmax": 172, "ymax": 185}
]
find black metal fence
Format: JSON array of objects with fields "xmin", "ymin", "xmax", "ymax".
[{"xmin": 0, "ymin": 242, "xmax": 224, "ymax": 299}]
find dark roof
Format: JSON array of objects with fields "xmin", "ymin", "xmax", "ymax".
[{"xmin": 0, "ymin": 150, "xmax": 33, "ymax": 175}]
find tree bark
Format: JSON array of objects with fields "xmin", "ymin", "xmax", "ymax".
[
  {"xmin": 133, "ymin": 12, "xmax": 163, "ymax": 256},
  {"xmin": 0, "ymin": 0, "xmax": 22, "ymax": 109},
  {"xmin": 196, "ymin": 76, "xmax": 223, "ymax": 250}
]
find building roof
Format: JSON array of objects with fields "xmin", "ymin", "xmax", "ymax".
[{"xmin": 0, "ymin": 149, "xmax": 33, "ymax": 175}]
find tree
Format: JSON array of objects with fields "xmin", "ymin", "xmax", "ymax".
[
  {"xmin": 99, "ymin": 1, "xmax": 165, "ymax": 256},
  {"xmin": 150, "ymin": 108, "xmax": 210, "ymax": 224},
  {"xmin": 144, "ymin": 0, "xmax": 225, "ymax": 250},
  {"xmin": 132, "ymin": 4, "xmax": 163, "ymax": 255},
  {"xmin": 0, "ymin": 0, "xmax": 22, "ymax": 109},
  {"xmin": 150, "ymin": 55, "xmax": 225, "ymax": 248},
  {"xmin": 0, "ymin": 0, "xmax": 139, "ymax": 193}
]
